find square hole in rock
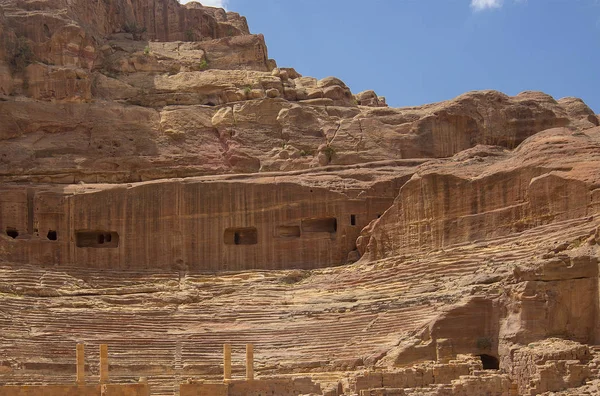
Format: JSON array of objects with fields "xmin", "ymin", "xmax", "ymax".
[
  {"xmin": 76, "ymin": 231, "xmax": 119, "ymax": 248},
  {"xmin": 301, "ymin": 217, "xmax": 337, "ymax": 233},
  {"xmin": 224, "ymin": 227, "xmax": 258, "ymax": 245},
  {"xmin": 275, "ymin": 225, "xmax": 301, "ymax": 238}
]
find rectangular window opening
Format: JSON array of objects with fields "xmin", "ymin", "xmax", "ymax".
[
  {"xmin": 76, "ymin": 230, "xmax": 119, "ymax": 248},
  {"xmin": 275, "ymin": 225, "xmax": 301, "ymax": 238},
  {"xmin": 350, "ymin": 214, "xmax": 356, "ymax": 226},
  {"xmin": 301, "ymin": 217, "xmax": 337, "ymax": 233},
  {"xmin": 224, "ymin": 227, "xmax": 258, "ymax": 245}
]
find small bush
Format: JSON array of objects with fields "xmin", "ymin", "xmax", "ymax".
[
  {"xmin": 198, "ymin": 59, "xmax": 209, "ymax": 70},
  {"xmin": 185, "ymin": 29, "xmax": 194, "ymax": 41},
  {"xmin": 243, "ymin": 85, "xmax": 252, "ymax": 95},
  {"xmin": 322, "ymin": 145, "xmax": 335, "ymax": 161},
  {"xmin": 143, "ymin": 46, "xmax": 150, "ymax": 55}
]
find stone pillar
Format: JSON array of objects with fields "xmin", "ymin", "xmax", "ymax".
[
  {"xmin": 99, "ymin": 344, "xmax": 109, "ymax": 383},
  {"xmin": 76, "ymin": 343, "xmax": 85, "ymax": 384},
  {"xmin": 436, "ymin": 338, "xmax": 454, "ymax": 364},
  {"xmin": 223, "ymin": 344, "xmax": 232, "ymax": 381},
  {"xmin": 246, "ymin": 344, "xmax": 254, "ymax": 381}
]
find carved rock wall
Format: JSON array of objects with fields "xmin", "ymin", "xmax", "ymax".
[{"xmin": 0, "ymin": 174, "xmax": 399, "ymax": 270}]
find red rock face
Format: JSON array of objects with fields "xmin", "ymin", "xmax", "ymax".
[
  {"xmin": 2, "ymin": 1, "xmax": 600, "ymax": 395},
  {"xmin": 359, "ymin": 127, "xmax": 600, "ymax": 260},
  {"xmin": 0, "ymin": 173, "xmax": 400, "ymax": 270}
]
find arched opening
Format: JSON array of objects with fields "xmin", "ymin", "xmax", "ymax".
[
  {"xmin": 478, "ymin": 354, "xmax": 499, "ymax": 370},
  {"xmin": 47, "ymin": 230, "xmax": 57, "ymax": 240},
  {"xmin": 6, "ymin": 227, "xmax": 18, "ymax": 239}
]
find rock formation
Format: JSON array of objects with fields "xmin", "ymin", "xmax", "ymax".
[{"xmin": 1, "ymin": 0, "xmax": 600, "ymax": 395}]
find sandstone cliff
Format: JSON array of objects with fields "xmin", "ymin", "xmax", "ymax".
[{"xmin": 1, "ymin": 1, "xmax": 600, "ymax": 395}]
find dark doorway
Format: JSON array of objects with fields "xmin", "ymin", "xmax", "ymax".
[
  {"xmin": 224, "ymin": 227, "xmax": 258, "ymax": 245},
  {"xmin": 76, "ymin": 231, "xmax": 119, "ymax": 248},
  {"xmin": 6, "ymin": 227, "xmax": 18, "ymax": 239},
  {"xmin": 47, "ymin": 230, "xmax": 57, "ymax": 240},
  {"xmin": 479, "ymin": 354, "xmax": 499, "ymax": 370}
]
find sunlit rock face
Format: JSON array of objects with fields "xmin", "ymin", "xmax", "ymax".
[{"xmin": 1, "ymin": 0, "xmax": 600, "ymax": 395}]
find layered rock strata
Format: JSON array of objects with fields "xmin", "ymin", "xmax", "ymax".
[{"xmin": 1, "ymin": 0, "xmax": 600, "ymax": 395}]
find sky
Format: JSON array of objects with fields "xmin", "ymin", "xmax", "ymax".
[{"xmin": 191, "ymin": 0, "xmax": 600, "ymax": 113}]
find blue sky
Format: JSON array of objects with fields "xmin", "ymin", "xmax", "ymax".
[{"xmin": 195, "ymin": 1, "xmax": 599, "ymax": 112}]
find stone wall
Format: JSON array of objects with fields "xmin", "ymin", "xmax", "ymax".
[
  {"xmin": 180, "ymin": 377, "xmax": 321, "ymax": 396},
  {"xmin": 506, "ymin": 339, "xmax": 591, "ymax": 395},
  {"xmin": 0, "ymin": 177, "xmax": 394, "ymax": 270},
  {"xmin": 0, "ymin": 383, "xmax": 149, "ymax": 396},
  {"xmin": 501, "ymin": 254, "xmax": 599, "ymax": 347}
]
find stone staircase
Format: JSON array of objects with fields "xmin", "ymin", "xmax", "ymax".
[{"xmin": 0, "ymin": 216, "xmax": 598, "ymax": 395}]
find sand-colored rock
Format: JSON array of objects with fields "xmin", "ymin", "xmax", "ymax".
[
  {"xmin": 2, "ymin": 0, "xmax": 600, "ymax": 395},
  {"xmin": 359, "ymin": 127, "xmax": 600, "ymax": 260}
]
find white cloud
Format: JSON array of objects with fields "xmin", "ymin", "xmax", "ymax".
[
  {"xmin": 180, "ymin": 0, "xmax": 228, "ymax": 9},
  {"xmin": 471, "ymin": 0, "xmax": 503, "ymax": 11}
]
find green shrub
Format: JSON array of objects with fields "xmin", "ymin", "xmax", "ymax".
[
  {"xmin": 322, "ymin": 145, "xmax": 335, "ymax": 161},
  {"xmin": 143, "ymin": 46, "xmax": 150, "ymax": 55},
  {"xmin": 198, "ymin": 59, "xmax": 209, "ymax": 70},
  {"xmin": 243, "ymin": 85, "xmax": 252, "ymax": 95}
]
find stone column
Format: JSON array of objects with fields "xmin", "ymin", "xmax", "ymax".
[
  {"xmin": 246, "ymin": 344, "xmax": 254, "ymax": 381},
  {"xmin": 76, "ymin": 343, "xmax": 85, "ymax": 384},
  {"xmin": 223, "ymin": 344, "xmax": 232, "ymax": 381},
  {"xmin": 99, "ymin": 344, "xmax": 109, "ymax": 383},
  {"xmin": 436, "ymin": 338, "xmax": 454, "ymax": 364}
]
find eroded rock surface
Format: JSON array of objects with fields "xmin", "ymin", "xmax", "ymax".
[{"xmin": 1, "ymin": 0, "xmax": 600, "ymax": 395}]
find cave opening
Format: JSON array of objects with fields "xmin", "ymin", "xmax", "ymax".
[
  {"xmin": 478, "ymin": 354, "xmax": 500, "ymax": 370},
  {"xmin": 350, "ymin": 214, "xmax": 356, "ymax": 226},
  {"xmin": 47, "ymin": 230, "xmax": 57, "ymax": 241},
  {"xmin": 6, "ymin": 227, "xmax": 18, "ymax": 239}
]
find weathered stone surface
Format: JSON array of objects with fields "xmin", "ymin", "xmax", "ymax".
[
  {"xmin": 0, "ymin": 168, "xmax": 403, "ymax": 270},
  {"xmin": 2, "ymin": 0, "xmax": 600, "ymax": 395},
  {"xmin": 359, "ymin": 127, "xmax": 600, "ymax": 260},
  {"xmin": 508, "ymin": 339, "xmax": 592, "ymax": 395}
]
